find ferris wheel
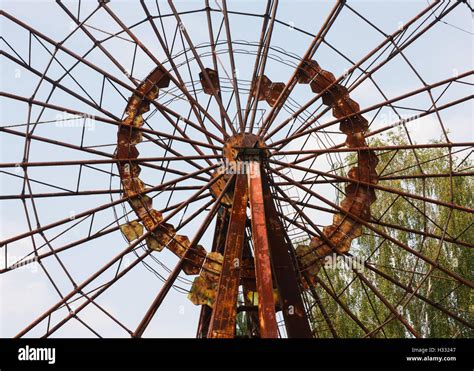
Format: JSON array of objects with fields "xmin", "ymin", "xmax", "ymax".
[{"xmin": 0, "ymin": 0, "xmax": 473, "ymax": 338}]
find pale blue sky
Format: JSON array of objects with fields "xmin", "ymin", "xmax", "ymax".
[{"xmin": 1, "ymin": 0, "xmax": 472, "ymax": 338}]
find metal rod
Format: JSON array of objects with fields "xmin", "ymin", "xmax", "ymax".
[
  {"xmin": 269, "ymin": 159, "xmax": 474, "ymax": 214},
  {"xmin": 167, "ymin": 0, "xmax": 236, "ymax": 133},
  {"xmin": 270, "ymin": 167, "xmax": 474, "ymax": 289},
  {"xmin": 248, "ymin": 161, "xmax": 279, "ymax": 338},
  {"xmin": 262, "ymin": 168, "xmax": 313, "ymax": 338},
  {"xmin": 248, "ymin": 0, "xmax": 279, "ymax": 132},
  {"xmin": 208, "ymin": 174, "xmax": 248, "ymax": 338},
  {"xmin": 132, "ymin": 174, "xmax": 236, "ymax": 338},
  {"xmin": 263, "ymin": 0, "xmax": 449, "ymax": 141},
  {"xmin": 1, "ymin": 163, "xmax": 218, "ymax": 247},
  {"xmin": 257, "ymin": 0, "xmax": 345, "ymax": 137},
  {"xmin": 273, "ymin": 141, "xmax": 474, "ymax": 156}
]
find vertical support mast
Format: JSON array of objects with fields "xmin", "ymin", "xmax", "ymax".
[
  {"xmin": 248, "ymin": 161, "xmax": 279, "ymax": 338},
  {"xmin": 206, "ymin": 133, "xmax": 311, "ymax": 338}
]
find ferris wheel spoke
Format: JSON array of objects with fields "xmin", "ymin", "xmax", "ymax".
[
  {"xmin": 167, "ymin": 0, "xmax": 236, "ymax": 135},
  {"xmin": 272, "ymin": 191, "xmax": 474, "ymax": 250},
  {"xmin": 82, "ymin": 294, "xmax": 134, "ymax": 337},
  {"xmin": 257, "ymin": 0, "xmax": 345, "ymax": 138},
  {"xmin": 15, "ymin": 170, "xmax": 223, "ymax": 338},
  {"xmin": 274, "ymin": 179, "xmax": 452, "ymax": 266},
  {"xmin": 98, "ymin": 2, "xmax": 229, "ymax": 140},
  {"xmin": 272, "ymin": 94, "xmax": 473, "ymax": 173},
  {"xmin": 1, "ymin": 189, "xmax": 211, "ymax": 278},
  {"xmin": 378, "ymin": 147, "xmax": 471, "ymax": 179},
  {"xmin": 56, "ymin": 1, "xmax": 139, "ymax": 84},
  {"xmin": 204, "ymin": 0, "xmax": 230, "ymax": 134},
  {"xmin": 269, "ymin": 159, "xmax": 474, "ymax": 214},
  {"xmin": 361, "ymin": 263, "xmax": 473, "ymax": 337},
  {"xmin": 38, "ymin": 247, "xmax": 153, "ymax": 338},
  {"xmin": 316, "ymin": 277, "xmax": 374, "ymax": 337},
  {"xmin": 245, "ymin": 0, "xmax": 278, "ymax": 132},
  {"xmin": 263, "ymin": 0, "xmax": 454, "ymax": 143},
  {"xmin": 244, "ymin": 0, "xmax": 278, "ymax": 132},
  {"xmin": 290, "ymin": 146, "xmax": 472, "ymax": 184},
  {"xmin": 284, "ymin": 0, "xmax": 451, "ymax": 143},
  {"xmin": 217, "ymin": 0, "xmax": 245, "ymax": 132},
  {"xmin": 304, "ymin": 279, "xmax": 339, "ymax": 338},
  {"xmin": 140, "ymin": 0, "xmax": 230, "ymax": 148},
  {"xmin": 138, "ymin": 98, "xmax": 220, "ymax": 165},
  {"xmin": 1, "ymin": 47, "xmax": 119, "ymax": 124},
  {"xmin": 270, "ymin": 167, "xmax": 474, "ymax": 290},
  {"xmin": 399, "ymin": 196, "xmax": 459, "ymax": 245},
  {"xmin": 0, "ymin": 124, "xmax": 213, "ymax": 183},
  {"xmin": 133, "ymin": 173, "xmax": 236, "ymax": 338},
  {"xmin": 0, "ymin": 155, "xmax": 222, "ymax": 170},
  {"xmin": 42, "ymin": 193, "xmax": 217, "ymax": 338},
  {"xmin": 1, "ymin": 93, "xmax": 221, "ymax": 158},
  {"xmin": 274, "ymin": 171, "xmax": 474, "ymax": 186},
  {"xmin": 272, "ymin": 181, "xmax": 420, "ymax": 337},
  {"xmin": 3, "ymin": 8, "xmax": 226, "ymax": 153},
  {"xmin": 274, "ymin": 141, "xmax": 474, "ymax": 158},
  {"xmin": 1, "ymin": 49, "xmax": 123, "ymax": 123},
  {"xmin": 0, "ymin": 163, "xmax": 218, "ymax": 248},
  {"xmin": 356, "ymin": 267, "xmax": 420, "ymax": 337},
  {"xmin": 358, "ymin": 276, "xmax": 389, "ymax": 338},
  {"xmin": 22, "ymin": 181, "xmax": 78, "ymax": 288},
  {"xmin": 270, "ymin": 72, "xmax": 472, "ymax": 151}
]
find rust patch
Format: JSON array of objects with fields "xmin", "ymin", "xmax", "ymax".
[{"xmin": 199, "ymin": 68, "xmax": 220, "ymax": 95}]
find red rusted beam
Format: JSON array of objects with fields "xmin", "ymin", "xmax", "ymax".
[
  {"xmin": 248, "ymin": 161, "xmax": 279, "ymax": 338},
  {"xmin": 208, "ymin": 175, "xmax": 249, "ymax": 338},
  {"xmin": 261, "ymin": 168, "xmax": 313, "ymax": 338}
]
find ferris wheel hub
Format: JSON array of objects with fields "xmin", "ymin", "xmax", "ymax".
[{"xmin": 223, "ymin": 133, "xmax": 269, "ymax": 162}]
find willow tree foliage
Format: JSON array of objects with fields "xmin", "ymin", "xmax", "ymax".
[{"xmin": 308, "ymin": 130, "xmax": 473, "ymax": 338}]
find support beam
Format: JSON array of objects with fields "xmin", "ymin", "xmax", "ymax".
[
  {"xmin": 248, "ymin": 161, "xmax": 279, "ymax": 338},
  {"xmin": 242, "ymin": 236, "xmax": 260, "ymax": 338},
  {"xmin": 261, "ymin": 169, "xmax": 313, "ymax": 338},
  {"xmin": 208, "ymin": 175, "xmax": 248, "ymax": 338}
]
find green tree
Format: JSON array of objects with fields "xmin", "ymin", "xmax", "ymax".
[{"xmin": 308, "ymin": 130, "xmax": 473, "ymax": 338}]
